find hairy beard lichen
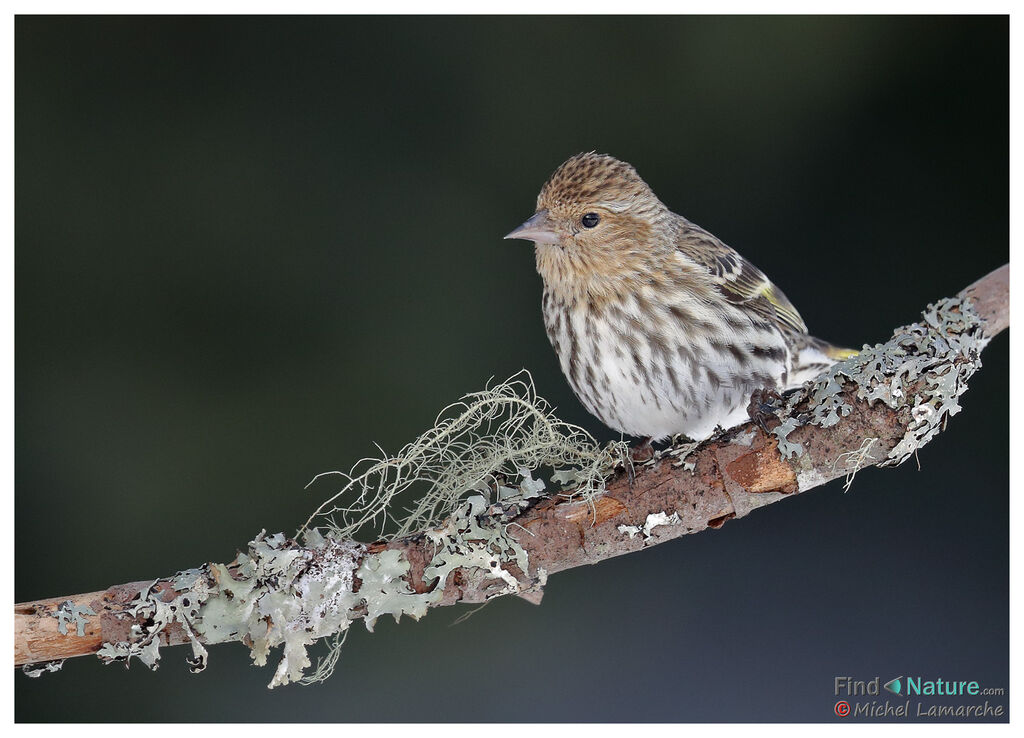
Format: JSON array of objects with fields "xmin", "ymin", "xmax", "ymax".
[{"xmin": 301, "ymin": 371, "xmax": 628, "ymax": 541}]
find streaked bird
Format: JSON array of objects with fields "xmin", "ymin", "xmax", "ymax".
[{"xmin": 506, "ymin": 152, "xmax": 854, "ymax": 442}]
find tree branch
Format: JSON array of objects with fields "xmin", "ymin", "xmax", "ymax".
[{"xmin": 15, "ymin": 264, "xmax": 1009, "ymax": 687}]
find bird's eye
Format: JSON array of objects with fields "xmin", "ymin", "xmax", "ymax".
[{"xmin": 581, "ymin": 212, "xmax": 600, "ymax": 228}]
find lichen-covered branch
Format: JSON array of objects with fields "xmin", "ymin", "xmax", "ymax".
[{"xmin": 15, "ymin": 264, "xmax": 1008, "ymax": 688}]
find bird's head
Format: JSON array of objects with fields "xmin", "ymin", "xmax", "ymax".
[{"xmin": 505, "ymin": 152, "xmax": 672, "ymax": 301}]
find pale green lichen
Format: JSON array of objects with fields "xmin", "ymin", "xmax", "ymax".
[
  {"xmin": 96, "ymin": 577, "xmax": 209, "ymax": 673},
  {"xmin": 772, "ymin": 417, "xmax": 805, "ymax": 460},
  {"xmin": 357, "ymin": 549, "xmax": 438, "ymax": 632},
  {"xmin": 424, "ymin": 495, "xmax": 532, "ymax": 598},
  {"xmin": 201, "ymin": 532, "xmax": 366, "ymax": 688},
  {"xmin": 807, "ymin": 371, "xmax": 854, "ymax": 428},
  {"xmin": 96, "ymin": 528, "xmax": 458, "ymax": 688},
  {"xmin": 22, "ymin": 660, "xmax": 65, "ymax": 678},
  {"xmin": 53, "ymin": 600, "xmax": 96, "ymax": 637}
]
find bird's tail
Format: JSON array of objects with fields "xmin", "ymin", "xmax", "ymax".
[{"xmin": 786, "ymin": 335, "xmax": 859, "ymax": 389}]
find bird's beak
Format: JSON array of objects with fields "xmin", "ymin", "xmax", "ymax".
[{"xmin": 504, "ymin": 209, "xmax": 561, "ymax": 244}]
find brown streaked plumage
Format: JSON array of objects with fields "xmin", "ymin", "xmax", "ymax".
[{"xmin": 506, "ymin": 152, "xmax": 854, "ymax": 441}]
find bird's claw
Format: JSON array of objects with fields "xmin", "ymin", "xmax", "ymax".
[{"xmin": 747, "ymin": 388, "xmax": 784, "ymax": 434}]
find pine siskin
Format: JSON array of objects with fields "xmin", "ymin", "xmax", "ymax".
[{"xmin": 505, "ymin": 152, "xmax": 855, "ymax": 442}]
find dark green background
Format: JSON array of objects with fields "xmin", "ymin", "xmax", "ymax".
[{"xmin": 16, "ymin": 16, "xmax": 1008, "ymax": 722}]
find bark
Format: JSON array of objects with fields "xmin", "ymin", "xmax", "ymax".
[{"xmin": 15, "ymin": 264, "xmax": 1009, "ymax": 683}]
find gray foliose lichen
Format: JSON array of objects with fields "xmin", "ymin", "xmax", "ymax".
[
  {"xmin": 96, "ymin": 495, "xmax": 535, "ymax": 688},
  {"xmin": 772, "ymin": 295, "xmax": 988, "ymax": 470},
  {"xmin": 98, "ymin": 531, "xmax": 428, "ymax": 688}
]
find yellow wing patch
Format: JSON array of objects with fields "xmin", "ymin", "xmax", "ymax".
[
  {"xmin": 758, "ymin": 283, "xmax": 808, "ymax": 335},
  {"xmin": 824, "ymin": 346, "xmax": 859, "ymax": 360}
]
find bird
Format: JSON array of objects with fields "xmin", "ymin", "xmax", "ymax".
[{"xmin": 505, "ymin": 152, "xmax": 855, "ymax": 443}]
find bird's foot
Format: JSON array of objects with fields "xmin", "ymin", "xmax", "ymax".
[
  {"xmin": 621, "ymin": 437, "xmax": 655, "ymax": 487},
  {"xmin": 747, "ymin": 388, "xmax": 784, "ymax": 434}
]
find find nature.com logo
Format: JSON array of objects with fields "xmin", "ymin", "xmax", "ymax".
[{"xmin": 832, "ymin": 676, "xmax": 1005, "ymax": 719}]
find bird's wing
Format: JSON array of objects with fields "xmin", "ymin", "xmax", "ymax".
[{"xmin": 676, "ymin": 223, "xmax": 809, "ymax": 335}]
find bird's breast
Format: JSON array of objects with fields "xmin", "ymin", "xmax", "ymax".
[{"xmin": 541, "ymin": 287, "xmax": 793, "ymax": 439}]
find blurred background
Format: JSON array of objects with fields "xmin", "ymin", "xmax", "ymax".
[{"xmin": 16, "ymin": 16, "xmax": 1007, "ymax": 722}]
